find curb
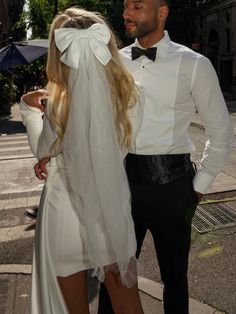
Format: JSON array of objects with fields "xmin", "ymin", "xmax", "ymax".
[
  {"xmin": 0, "ymin": 267, "xmax": 227, "ymax": 314},
  {"xmin": 138, "ymin": 277, "xmax": 226, "ymax": 314},
  {"xmin": 0, "ymin": 224, "xmax": 35, "ymax": 242},
  {"xmin": 0, "ymin": 264, "xmax": 31, "ymax": 274},
  {"xmin": 0, "ymin": 193, "xmax": 41, "ymax": 211}
]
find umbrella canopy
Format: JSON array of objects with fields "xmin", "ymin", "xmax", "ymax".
[{"xmin": 0, "ymin": 39, "xmax": 49, "ymax": 71}]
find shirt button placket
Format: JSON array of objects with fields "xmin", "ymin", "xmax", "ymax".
[{"xmin": 141, "ymin": 57, "xmax": 145, "ymax": 69}]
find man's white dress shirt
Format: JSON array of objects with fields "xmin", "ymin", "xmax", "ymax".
[{"xmin": 120, "ymin": 32, "xmax": 234, "ymax": 194}]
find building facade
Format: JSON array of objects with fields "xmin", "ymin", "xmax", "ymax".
[
  {"xmin": 0, "ymin": 0, "xmax": 25, "ymax": 48},
  {"xmin": 0, "ymin": 0, "xmax": 12, "ymax": 46},
  {"xmin": 199, "ymin": 0, "xmax": 236, "ymax": 97}
]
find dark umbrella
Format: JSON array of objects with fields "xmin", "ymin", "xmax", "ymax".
[{"xmin": 0, "ymin": 39, "xmax": 49, "ymax": 71}]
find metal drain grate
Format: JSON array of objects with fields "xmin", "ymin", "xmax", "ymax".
[{"xmin": 192, "ymin": 202, "xmax": 236, "ymax": 233}]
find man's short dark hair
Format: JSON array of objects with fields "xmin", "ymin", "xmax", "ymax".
[{"xmin": 160, "ymin": 0, "xmax": 170, "ymax": 7}]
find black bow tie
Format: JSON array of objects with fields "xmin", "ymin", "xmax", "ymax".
[{"xmin": 131, "ymin": 46, "xmax": 157, "ymax": 61}]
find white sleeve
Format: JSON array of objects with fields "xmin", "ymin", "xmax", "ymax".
[
  {"xmin": 191, "ymin": 56, "xmax": 234, "ymax": 193},
  {"xmin": 36, "ymin": 112, "xmax": 60, "ymax": 159},
  {"xmin": 19, "ymin": 100, "xmax": 43, "ymax": 157},
  {"xmin": 19, "ymin": 100, "xmax": 59, "ymax": 159}
]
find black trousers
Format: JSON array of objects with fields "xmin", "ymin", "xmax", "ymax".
[{"xmin": 98, "ymin": 154, "xmax": 198, "ymax": 314}]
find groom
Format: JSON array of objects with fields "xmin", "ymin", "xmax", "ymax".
[{"xmin": 98, "ymin": 0, "xmax": 233, "ymax": 313}]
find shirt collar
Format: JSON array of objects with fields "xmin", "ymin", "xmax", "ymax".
[{"xmin": 134, "ymin": 31, "xmax": 172, "ymax": 58}]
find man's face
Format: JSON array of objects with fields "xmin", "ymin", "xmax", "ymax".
[{"xmin": 123, "ymin": 0, "xmax": 160, "ymax": 39}]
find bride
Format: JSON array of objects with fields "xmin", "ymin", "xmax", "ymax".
[{"xmin": 20, "ymin": 6, "xmax": 144, "ymax": 314}]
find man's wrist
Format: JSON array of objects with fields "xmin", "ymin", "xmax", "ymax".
[{"xmin": 193, "ymin": 170, "xmax": 215, "ymax": 194}]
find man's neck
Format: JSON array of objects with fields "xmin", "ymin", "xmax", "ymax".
[{"xmin": 137, "ymin": 30, "xmax": 165, "ymax": 48}]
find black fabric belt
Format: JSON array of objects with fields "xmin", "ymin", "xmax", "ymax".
[{"xmin": 125, "ymin": 153, "xmax": 192, "ymax": 185}]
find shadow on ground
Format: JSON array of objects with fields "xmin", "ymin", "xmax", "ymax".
[{"xmin": 0, "ymin": 118, "xmax": 26, "ymax": 134}]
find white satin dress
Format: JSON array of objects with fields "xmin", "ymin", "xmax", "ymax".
[{"xmin": 20, "ymin": 84, "xmax": 143, "ymax": 313}]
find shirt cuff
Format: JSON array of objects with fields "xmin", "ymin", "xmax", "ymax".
[
  {"xmin": 193, "ymin": 170, "xmax": 216, "ymax": 194},
  {"xmin": 19, "ymin": 99, "xmax": 42, "ymax": 113}
]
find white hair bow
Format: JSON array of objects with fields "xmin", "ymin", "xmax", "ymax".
[{"xmin": 54, "ymin": 23, "xmax": 112, "ymax": 68}]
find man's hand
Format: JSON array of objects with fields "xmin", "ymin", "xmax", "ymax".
[
  {"xmin": 22, "ymin": 89, "xmax": 49, "ymax": 112},
  {"xmin": 34, "ymin": 157, "xmax": 50, "ymax": 180}
]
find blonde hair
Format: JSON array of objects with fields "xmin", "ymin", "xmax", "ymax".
[{"xmin": 46, "ymin": 7, "xmax": 137, "ymax": 151}]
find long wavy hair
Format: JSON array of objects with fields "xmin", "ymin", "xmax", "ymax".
[{"xmin": 46, "ymin": 7, "xmax": 137, "ymax": 151}]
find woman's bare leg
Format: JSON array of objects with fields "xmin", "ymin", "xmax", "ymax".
[
  {"xmin": 104, "ymin": 271, "xmax": 143, "ymax": 314},
  {"xmin": 57, "ymin": 270, "xmax": 89, "ymax": 314}
]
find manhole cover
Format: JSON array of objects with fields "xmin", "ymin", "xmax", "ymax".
[{"xmin": 192, "ymin": 202, "xmax": 236, "ymax": 233}]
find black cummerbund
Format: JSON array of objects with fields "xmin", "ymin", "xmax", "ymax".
[{"xmin": 125, "ymin": 153, "xmax": 192, "ymax": 185}]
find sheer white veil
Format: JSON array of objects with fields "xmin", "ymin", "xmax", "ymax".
[{"xmin": 54, "ymin": 23, "xmax": 137, "ymax": 286}]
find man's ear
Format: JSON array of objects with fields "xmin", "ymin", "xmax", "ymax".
[{"xmin": 159, "ymin": 5, "xmax": 169, "ymax": 20}]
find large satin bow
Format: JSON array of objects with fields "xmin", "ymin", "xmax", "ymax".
[{"xmin": 54, "ymin": 23, "xmax": 112, "ymax": 68}]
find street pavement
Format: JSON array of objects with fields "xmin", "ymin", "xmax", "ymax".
[{"xmin": 0, "ymin": 103, "xmax": 236, "ymax": 314}]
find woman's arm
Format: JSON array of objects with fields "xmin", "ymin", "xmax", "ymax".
[
  {"xmin": 19, "ymin": 98, "xmax": 44, "ymax": 157},
  {"xmin": 20, "ymin": 90, "xmax": 59, "ymax": 159}
]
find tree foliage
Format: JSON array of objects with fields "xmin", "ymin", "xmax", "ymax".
[
  {"xmin": 26, "ymin": 0, "xmax": 55, "ymax": 39},
  {"xmin": 25, "ymin": 0, "xmax": 111, "ymax": 39},
  {"xmin": 24, "ymin": 0, "xmax": 128, "ymax": 45}
]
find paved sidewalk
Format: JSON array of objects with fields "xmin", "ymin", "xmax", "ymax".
[{"xmin": 0, "ymin": 270, "xmax": 225, "ymax": 314}]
